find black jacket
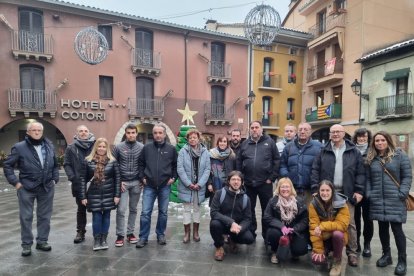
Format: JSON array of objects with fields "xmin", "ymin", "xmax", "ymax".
[
  {"xmin": 236, "ymin": 134, "xmax": 280, "ymax": 186},
  {"xmin": 263, "ymin": 196, "xmax": 309, "ymax": 235},
  {"xmin": 112, "ymin": 141, "xmax": 143, "ymax": 181},
  {"xmin": 138, "ymin": 141, "xmax": 178, "ymax": 188},
  {"xmin": 311, "ymin": 139, "xmax": 366, "ymax": 203},
  {"xmin": 64, "ymin": 142, "xmax": 93, "ymax": 197},
  {"xmin": 4, "ymin": 137, "xmax": 59, "ymax": 191},
  {"xmin": 80, "ymin": 159, "xmax": 121, "ymax": 212},
  {"xmin": 210, "ymin": 186, "xmax": 252, "ymax": 233}
]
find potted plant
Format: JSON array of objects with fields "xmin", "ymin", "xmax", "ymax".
[{"xmin": 289, "ymin": 73, "xmax": 296, "ymax": 83}]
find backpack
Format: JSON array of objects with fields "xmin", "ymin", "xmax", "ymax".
[{"xmin": 219, "ymin": 188, "xmax": 248, "ymax": 210}]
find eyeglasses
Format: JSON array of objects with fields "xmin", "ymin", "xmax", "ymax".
[{"xmin": 330, "ymin": 131, "xmax": 344, "ymax": 134}]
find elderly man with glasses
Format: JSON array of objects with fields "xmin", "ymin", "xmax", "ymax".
[{"xmin": 311, "ymin": 124, "xmax": 366, "ymax": 267}]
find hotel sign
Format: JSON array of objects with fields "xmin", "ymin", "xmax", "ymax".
[{"xmin": 60, "ymin": 99, "xmax": 106, "ymax": 121}]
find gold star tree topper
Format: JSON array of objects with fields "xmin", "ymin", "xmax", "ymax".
[{"xmin": 177, "ymin": 103, "xmax": 198, "ymax": 125}]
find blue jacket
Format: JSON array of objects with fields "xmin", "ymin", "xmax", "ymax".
[
  {"xmin": 177, "ymin": 144, "xmax": 211, "ymax": 203},
  {"xmin": 4, "ymin": 137, "xmax": 59, "ymax": 191},
  {"xmin": 279, "ymin": 138, "xmax": 323, "ymax": 190}
]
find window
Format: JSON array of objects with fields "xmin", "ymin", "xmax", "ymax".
[
  {"xmin": 211, "ymin": 42, "xmax": 226, "ymax": 77},
  {"xmin": 211, "ymin": 85, "xmax": 225, "ymax": 118},
  {"xmin": 289, "ymin": 47, "xmax": 298, "ymax": 55},
  {"xmin": 332, "ymin": 86, "xmax": 342, "ymax": 104},
  {"xmin": 135, "ymin": 29, "xmax": 153, "ymax": 67},
  {"xmin": 334, "ymin": 0, "xmax": 347, "ymax": 10},
  {"xmin": 98, "ymin": 25, "xmax": 112, "ymax": 50},
  {"xmin": 288, "ymin": 61, "xmax": 296, "ymax": 83},
  {"xmin": 315, "ymin": 90, "xmax": 324, "ymax": 106},
  {"xmin": 99, "ymin": 75, "xmax": 113, "ymax": 99},
  {"xmin": 20, "ymin": 64, "xmax": 45, "ymax": 109},
  {"xmin": 287, "ymin": 98, "xmax": 294, "ymax": 120},
  {"xmin": 263, "ymin": 58, "xmax": 273, "ymax": 87},
  {"xmin": 136, "ymin": 77, "xmax": 154, "ymax": 115},
  {"xmin": 262, "ymin": 96, "xmax": 271, "ymax": 126},
  {"xmin": 317, "ymin": 10, "xmax": 326, "ymax": 35},
  {"xmin": 396, "ymin": 77, "xmax": 408, "ymax": 95},
  {"xmin": 18, "ymin": 8, "xmax": 43, "ymax": 52}
]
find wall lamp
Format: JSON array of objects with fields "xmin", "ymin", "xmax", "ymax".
[
  {"xmin": 351, "ymin": 79, "xmax": 369, "ymax": 100},
  {"xmin": 245, "ymin": 90, "xmax": 256, "ymax": 110}
]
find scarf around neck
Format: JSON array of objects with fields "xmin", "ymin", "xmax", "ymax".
[
  {"xmin": 209, "ymin": 147, "xmax": 233, "ymax": 160},
  {"xmin": 276, "ymin": 196, "xmax": 298, "ymax": 224},
  {"xmin": 92, "ymin": 154, "xmax": 108, "ymax": 184},
  {"xmin": 74, "ymin": 133, "xmax": 96, "ymax": 150}
]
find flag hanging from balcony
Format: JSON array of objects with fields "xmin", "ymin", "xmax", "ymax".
[
  {"xmin": 317, "ymin": 104, "xmax": 331, "ymax": 119},
  {"xmin": 325, "ymin": 57, "xmax": 336, "ymax": 75}
]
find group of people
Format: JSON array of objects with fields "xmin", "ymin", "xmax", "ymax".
[{"xmin": 3, "ymin": 120, "xmax": 412, "ymax": 276}]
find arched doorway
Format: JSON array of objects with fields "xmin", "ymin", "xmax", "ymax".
[{"xmin": 312, "ymin": 126, "xmax": 351, "ymax": 145}]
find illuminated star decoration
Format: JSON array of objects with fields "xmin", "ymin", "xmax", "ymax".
[{"xmin": 177, "ymin": 103, "xmax": 198, "ymax": 125}]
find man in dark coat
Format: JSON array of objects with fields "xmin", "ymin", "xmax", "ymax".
[
  {"xmin": 3, "ymin": 121, "xmax": 59, "ymax": 257},
  {"xmin": 229, "ymin": 129, "xmax": 242, "ymax": 157},
  {"xmin": 311, "ymin": 124, "xmax": 365, "ymax": 267},
  {"xmin": 64, "ymin": 125, "xmax": 95, "ymax": 243}
]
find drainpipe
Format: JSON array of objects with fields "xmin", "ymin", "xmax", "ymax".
[{"xmin": 184, "ymin": 31, "xmax": 190, "ymax": 104}]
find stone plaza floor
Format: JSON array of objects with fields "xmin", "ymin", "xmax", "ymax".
[{"xmin": 0, "ymin": 171, "xmax": 413, "ymax": 275}]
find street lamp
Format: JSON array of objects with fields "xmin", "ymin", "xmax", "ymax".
[
  {"xmin": 351, "ymin": 79, "xmax": 369, "ymax": 100},
  {"xmin": 245, "ymin": 90, "xmax": 256, "ymax": 124}
]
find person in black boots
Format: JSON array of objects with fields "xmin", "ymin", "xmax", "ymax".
[
  {"xmin": 366, "ymin": 131, "xmax": 412, "ymax": 275},
  {"xmin": 80, "ymin": 138, "xmax": 121, "ymax": 251},
  {"xmin": 64, "ymin": 125, "xmax": 95, "ymax": 244},
  {"xmin": 210, "ymin": 170, "xmax": 255, "ymax": 261}
]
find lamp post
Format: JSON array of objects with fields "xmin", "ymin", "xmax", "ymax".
[
  {"xmin": 245, "ymin": 90, "xmax": 256, "ymax": 125},
  {"xmin": 351, "ymin": 79, "xmax": 369, "ymax": 100}
]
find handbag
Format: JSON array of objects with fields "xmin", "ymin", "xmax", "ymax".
[
  {"xmin": 276, "ymin": 235, "xmax": 291, "ymax": 261},
  {"xmin": 86, "ymin": 176, "xmax": 94, "ymax": 194},
  {"xmin": 379, "ymin": 161, "xmax": 414, "ymax": 211}
]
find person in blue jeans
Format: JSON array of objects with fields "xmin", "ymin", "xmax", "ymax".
[{"xmin": 136, "ymin": 124, "xmax": 178, "ymax": 248}]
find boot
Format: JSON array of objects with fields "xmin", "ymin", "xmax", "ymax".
[
  {"xmin": 376, "ymin": 248, "xmax": 393, "ymax": 267},
  {"xmin": 182, "ymin": 224, "xmax": 191, "ymax": 243},
  {"xmin": 394, "ymin": 253, "xmax": 407, "ymax": 275},
  {"xmin": 93, "ymin": 234, "xmax": 101, "ymax": 251},
  {"xmin": 362, "ymin": 243, "xmax": 371, "ymax": 258},
  {"xmin": 214, "ymin": 247, "xmax": 225, "ymax": 261},
  {"xmin": 329, "ymin": 258, "xmax": 342, "ymax": 276},
  {"xmin": 100, "ymin": 233, "xmax": 108, "ymax": 250},
  {"xmin": 74, "ymin": 230, "xmax": 86, "ymax": 244},
  {"xmin": 193, "ymin": 223, "xmax": 200, "ymax": 242}
]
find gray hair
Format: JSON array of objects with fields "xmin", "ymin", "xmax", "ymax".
[{"xmin": 27, "ymin": 121, "xmax": 43, "ymax": 131}]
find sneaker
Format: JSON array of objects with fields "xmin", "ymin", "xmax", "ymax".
[
  {"xmin": 127, "ymin": 233, "xmax": 138, "ymax": 244},
  {"xmin": 36, "ymin": 243, "xmax": 52, "ymax": 251},
  {"xmin": 271, "ymin": 253, "xmax": 279, "ymax": 264},
  {"xmin": 21, "ymin": 245, "xmax": 31, "ymax": 257},
  {"xmin": 157, "ymin": 236, "xmax": 167, "ymax": 245},
  {"xmin": 135, "ymin": 239, "xmax": 148, "ymax": 248},
  {"xmin": 115, "ymin": 235, "xmax": 124, "ymax": 247}
]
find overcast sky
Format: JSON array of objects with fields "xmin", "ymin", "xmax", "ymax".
[{"xmin": 67, "ymin": 0, "xmax": 291, "ymax": 28}]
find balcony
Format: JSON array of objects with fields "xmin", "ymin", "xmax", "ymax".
[
  {"xmin": 131, "ymin": 48, "xmax": 161, "ymax": 76},
  {"xmin": 308, "ymin": 13, "xmax": 346, "ymax": 40},
  {"xmin": 8, "ymin": 88, "xmax": 57, "ymax": 118},
  {"xmin": 128, "ymin": 98, "xmax": 164, "ymax": 121},
  {"xmin": 287, "ymin": 112, "xmax": 295, "ymax": 120},
  {"xmin": 305, "ymin": 103, "xmax": 342, "ymax": 125},
  {"xmin": 258, "ymin": 72, "xmax": 282, "ymax": 91},
  {"xmin": 11, "ymin": 30, "xmax": 54, "ymax": 62},
  {"xmin": 307, "ymin": 58, "xmax": 343, "ymax": 86},
  {"xmin": 204, "ymin": 103, "xmax": 234, "ymax": 125},
  {"xmin": 256, "ymin": 112, "xmax": 280, "ymax": 129},
  {"xmin": 207, "ymin": 61, "xmax": 231, "ymax": 84},
  {"xmin": 298, "ymin": 0, "xmax": 325, "ymax": 15},
  {"xmin": 376, "ymin": 94, "xmax": 413, "ymax": 119}
]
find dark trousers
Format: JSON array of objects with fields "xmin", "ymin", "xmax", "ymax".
[
  {"xmin": 75, "ymin": 197, "xmax": 87, "ymax": 233},
  {"xmin": 354, "ymin": 198, "xmax": 373, "ymax": 245},
  {"xmin": 210, "ymin": 219, "xmax": 255, "ymax": 248},
  {"xmin": 378, "ymin": 221, "xmax": 406, "ymax": 254},
  {"xmin": 245, "ymin": 183, "xmax": 273, "ymax": 239},
  {"xmin": 266, "ymin": 228, "xmax": 308, "ymax": 256}
]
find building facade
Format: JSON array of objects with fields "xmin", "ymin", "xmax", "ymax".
[{"xmin": 0, "ymin": 0, "xmax": 250, "ymax": 156}]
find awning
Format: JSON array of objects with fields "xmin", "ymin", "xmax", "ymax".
[{"xmin": 383, "ymin": 68, "xmax": 411, "ymax": 81}]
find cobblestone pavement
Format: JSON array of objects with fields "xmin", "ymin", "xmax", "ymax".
[{"xmin": 0, "ymin": 171, "xmax": 413, "ymax": 275}]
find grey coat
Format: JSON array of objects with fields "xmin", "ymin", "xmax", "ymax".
[
  {"xmin": 177, "ymin": 144, "xmax": 211, "ymax": 203},
  {"xmin": 367, "ymin": 149, "xmax": 412, "ymax": 223}
]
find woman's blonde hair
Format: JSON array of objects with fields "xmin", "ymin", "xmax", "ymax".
[
  {"xmin": 274, "ymin": 177, "xmax": 297, "ymax": 197},
  {"xmin": 85, "ymin": 137, "xmax": 115, "ymax": 161}
]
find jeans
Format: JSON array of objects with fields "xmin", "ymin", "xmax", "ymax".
[
  {"xmin": 210, "ymin": 219, "xmax": 255, "ymax": 248},
  {"xmin": 17, "ymin": 185, "xmax": 55, "ymax": 246},
  {"xmin": 355, "ymin": 198, "xmax": 373, "ymax": 245},
  {"xmin": 378, "ymin": 221, "xmax": 406, "ymax": 254},
  {"xmin": 266, "ymin": 228, "xmax": 308, "ymax": 256},
  {"xmin": 92, "ymin": 210, "xmax": 111, "ymax": 236},
  {"xmin": 139, "ymin": 184, "xmax": 171, "ymax": 241},
  {"xmin": 75, "ymin": 197, "xmax": 87, "ymax": 233},
  {"xmin": 245, "ymin": 183, "xmax": 273, "ymax": 238},
  {"xmin": 116, "ymin": 180, "xmax": 141, "ymax": 236}
]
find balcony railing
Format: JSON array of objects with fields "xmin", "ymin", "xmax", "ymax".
[
  {"xmin": 308, "ymin": 13, "xmax": 346, "ymax": 39},
  {"xmin": 11, "ymin": 30, "xmax": 53, "ymax": 61},
  {"xmin": 287, "ymin": 112, "xmax": 295, "ymax": 120},
  {"xmin": 204, "ymin": 103, "xmax": 235, "ymax": 125},
  {"xmin": 376, "ymin": 93, "xmax": 413, "ymax": 118},
  {"xmin": 131, "ymin": 48, "xmax": 161, "ymax": 76},
  {"xmin": 8, "ymin": 88, "xmax": 57, "ymax": 117},
  {"xmin": 256, "ymin": 112, "xmax": 280, "ymax": 128},
  {"xmin": 207, "ymin": 61, "xmax": 231, "ymax": 83},
  {"xmin": 305, "ymin": 103, "xmax": 342, "ymax": 122},
  {"xmin": 258, "ymin": 72, "xmax": 281, "ymax": 90},
  {"xmin": 307, "ymin": 58, "xmax": 343, "ymax": 82},
  {"xmin": 128, "ymin": 98, "xmax": 164, "ymax": 119}
]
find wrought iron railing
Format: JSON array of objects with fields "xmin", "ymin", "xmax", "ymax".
[
  {"xmin": 258, "ymin": 72, "xmax": 281, "ymax": 89},
  {"xmin": 128, "ymin": 98, "xmax": 164, "ymax": 117},
  {"xmin": 256, "ymin": 112, "xmax": 280, "ymax": 127},
  {"xmin": 132, "ymin": 48, "xmax": 161, "ymax": 69},
  {"xmin": 8, "ymin": 88, "xmax": 57, "ymax": 111},
  {"xmin": 307, "ymin": 58, "xmax": 343, "ymax": 82},
  {"xmin": 308, "ymin": 13, "xmax": 346, "ymax": 39},
  {"xmin": 376, "ymin": 93, "xmax": 413, "ymax": 117},
  {"xmin": 208, "ymin": 61, "xmax": 231, "ymax": 79},
  {"xmin": 11, "ymin": 30, "xmax": 53, "ymax": 55},
  {"xmin": 204, "ymin": 103, "xmax": 235, "ymax": 121}
]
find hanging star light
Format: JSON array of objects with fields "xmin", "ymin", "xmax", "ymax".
[
  {"xmin": 244, "ymin": 4, "xmax": 281, "ymax": 46},
  {"xmin": 177, "ymin": 103, "xmax": 198, "ymax": 125}
]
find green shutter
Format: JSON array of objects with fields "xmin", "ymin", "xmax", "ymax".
[{"xmin": 383, "ymin": 68, "xmax": 410, "ymax": 81}]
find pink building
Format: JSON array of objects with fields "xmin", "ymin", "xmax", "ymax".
[{"xmin": 0, "ymin": 0, "xmax": 249, "ymax": 156}]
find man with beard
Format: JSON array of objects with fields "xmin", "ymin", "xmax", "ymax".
[
  {"xmin": 4, "ymin": 121, "xmax": 59, "ymax": 256},
  {"xmin": 229, "ymin": 129, "xmax": 242, "ymax": 157},
  {"xmin": 64, "ymin": 125, "xmax": 96, "ymax": 243}
]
